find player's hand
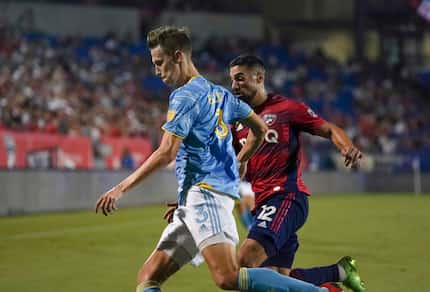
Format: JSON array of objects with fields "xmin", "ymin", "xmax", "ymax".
[
  {"xmin": 343, "ymin": 145, "xmax": 362, "ymax": 168},
  {"xmin": 238, "ymin": 160, "xmax": 248, "ymax": 179},
  {"xmin": 163, "ymin": 202, "xmax": 178, "ymax": 223},
  {"xmin": 95, "ymin": 185, "xmax": 124, "ymax": 216}
]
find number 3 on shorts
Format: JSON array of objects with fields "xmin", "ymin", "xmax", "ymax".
[
  {"xmin": 194, "ymin": 204, "xmax": 209, "ymax": 223},
  {"xmin": 257, "ymin": 205, "xmax": 277, "ymax": 222}
]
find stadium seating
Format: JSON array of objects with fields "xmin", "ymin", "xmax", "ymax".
[{"xmin": 0, "ymin": 28, "xmax": 429, "ymax": 170}]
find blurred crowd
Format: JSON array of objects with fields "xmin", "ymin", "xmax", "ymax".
[
  {"xmin": 0, "ymin": 27, "xmax": 168, "ymax": 154},
  {"xmin": 0, "ymin": 26, "xmax": 429, "ymax": 169},
  {"xmin": 193, "ymin": 36, "xmax": 430, "ymax": 170},
  {"xmin": 196, "ymin": 36, "xmax": 430, "ymax": 161}
]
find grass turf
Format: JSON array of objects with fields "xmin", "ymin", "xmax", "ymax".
[{"xmin": 1, "ymin": 194, "xmax": 428, "ymax": 292}]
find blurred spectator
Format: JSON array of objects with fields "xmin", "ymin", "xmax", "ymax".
[
  {"xmin": 120, "ymin": 148, "xmax": 135, "ymax": 170},
  {"xmin": 0, "ymin": 26, "xmax": 429, "ymax": 170}
]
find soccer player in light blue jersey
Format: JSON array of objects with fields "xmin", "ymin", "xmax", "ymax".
[{"xmin": 95, "ymin": 25, "xmax": 331, "ymax": 292}]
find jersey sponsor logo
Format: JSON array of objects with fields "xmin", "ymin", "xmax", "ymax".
[
  {"xmin": 265, "ymin": 129, "xmax": 279, "ymax": 143},
  {"xmin": 262, "ymin": 113, "xmax": 277, "ymax": 126},
  {"xmin": 239, "ymin": 129, "xmax": 279, "ymax": 145},
  {"xmin": 167, "ymin": 110, "xmax": 176, "ymax": 122},
  {"xmin": 307, "ymin": 108, "xmax": 318, "ymax": 118}
]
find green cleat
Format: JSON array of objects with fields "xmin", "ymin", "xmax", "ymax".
[{"xmin": 337, "ymin": 256, "xmax": 366, "ymax": 292}]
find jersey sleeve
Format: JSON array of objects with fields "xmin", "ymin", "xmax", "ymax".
[
  {"xmin": 227, "ymin": 93, "xmax": 253, "ymax": 124},
  {"xmin": 162, "ymin": 91, "xmax": 198, "ymax": 138},
  {"xmin": 289, "ymin": 101, "xmax": 326, "ymax": 132}
]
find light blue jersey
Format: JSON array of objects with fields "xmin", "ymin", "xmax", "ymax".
[{"xmin": 162, "ymin": 76, "xmax": 252, "ymax": 205}]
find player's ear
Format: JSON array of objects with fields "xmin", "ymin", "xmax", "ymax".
[
  {"xmin": 173, "ymin": 50, "xmax": 182, "ymax": 64},
  {"xmin": 256, "ymin": 71, "xmax": 265, "ymax": 84}
]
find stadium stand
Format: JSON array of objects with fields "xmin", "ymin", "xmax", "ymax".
[{"xmin": 0, "ymin": 22, "xmax": 429, "ymax": 170}]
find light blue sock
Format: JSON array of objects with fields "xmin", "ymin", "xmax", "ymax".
[
  {"xmin": 240, "ymin": 209, "xmax": 253, "ymax": 230},
  {"xmin": 143, "ymin": 289, "xmax": 160, "ymax": 292},
  {"xmin": 238, "ymin": 267, "xmax": 328, "ymax": 292}
]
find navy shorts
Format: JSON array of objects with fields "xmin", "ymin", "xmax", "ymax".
[{"xmin": 247, "ymin": 191, "xmax": 309, "ymax": 268}]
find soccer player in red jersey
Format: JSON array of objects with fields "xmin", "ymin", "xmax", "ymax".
[{"xmin": 229, "ymin": 55, "xmax": 366, "ymax": 292}]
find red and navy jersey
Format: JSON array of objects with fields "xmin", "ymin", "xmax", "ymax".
[{"xmin": 232, "ymin": 94, "xmax": 326, "ymax": 207}]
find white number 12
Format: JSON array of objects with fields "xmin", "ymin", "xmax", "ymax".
[{"xmin": 257, "ymin": 205, "xmax": 277, "ymax": 221}]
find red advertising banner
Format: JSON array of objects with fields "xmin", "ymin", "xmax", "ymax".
[
  {"xmin": 0, "ymin": 131, "xmax": 93, "ymax": 169},
  {"xmin": 101, "ymin": 136, "xmax": 153, "ymax": 170},
  {"xmin": 0, "ymin": 131, "xmax": 152, "ymax": 169}
]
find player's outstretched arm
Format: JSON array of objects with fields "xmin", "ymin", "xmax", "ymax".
[
  {"xmin": 236, "ymin": 112, "xmax": 268, "ymax": 177},
  {"xmin": 313, "ymin": 121, "xmax": 362, "ymax": 168},
  {"xmin": 95, "ymin": 132, "xmax": 182, "ymax": 216}
]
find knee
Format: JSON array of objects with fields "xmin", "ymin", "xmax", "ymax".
[
  {"xmin": 136, "ymin": 250, "xmax": 179, "ymax": 285},
  {"xmin": 213, "ymin": 271, "xmax": 238, "ymax": 290},
  {"xmin": 239, "ymin": 252, "xmax": 257, "ymax": 268},
  {"xmin": 239, "ymin": 240, "xmax": 267, "ymax": 268}
]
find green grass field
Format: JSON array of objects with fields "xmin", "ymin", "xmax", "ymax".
[{"xmin": 1, "ymin": 194, "xmax": 428, "ymax": 292}]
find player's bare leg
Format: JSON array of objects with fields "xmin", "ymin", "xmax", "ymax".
[
  {"xmin": 203, "ymin": 241, "xmax": 327, "ymax": 291},
  {"xmin": 238, "ymin": 238, "xmax": 348, "ymax": 291},
  {"xmin": 136, "ymin": 249, "xmax": 180, "ymax": 292},
  {"xmin": 201, "ymin": 242, "xmax": 239, "ymax": 290},
  {"xmin": 263, "ymin": 266, "xmax": 291, "ymax": 275},
  {"xmin": 278, "ymin": 267, "xmax": 291, "ymax": 275},
  {"xmin": 238, "ymin": 238, "xmax": 268, "ymax": 268}
]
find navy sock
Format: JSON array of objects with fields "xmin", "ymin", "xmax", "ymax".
[
  {"xmin": 238, "ymin": 267, "xmax": 326, "ymax": 292},
  {"xmin": 290, "ymin": 264, "xmax": 339, "ymax": 286}
]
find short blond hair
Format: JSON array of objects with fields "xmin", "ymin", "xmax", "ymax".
[{"xmin": 147, "ymin": 25, "xmax": 192, "ymax": 57}]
